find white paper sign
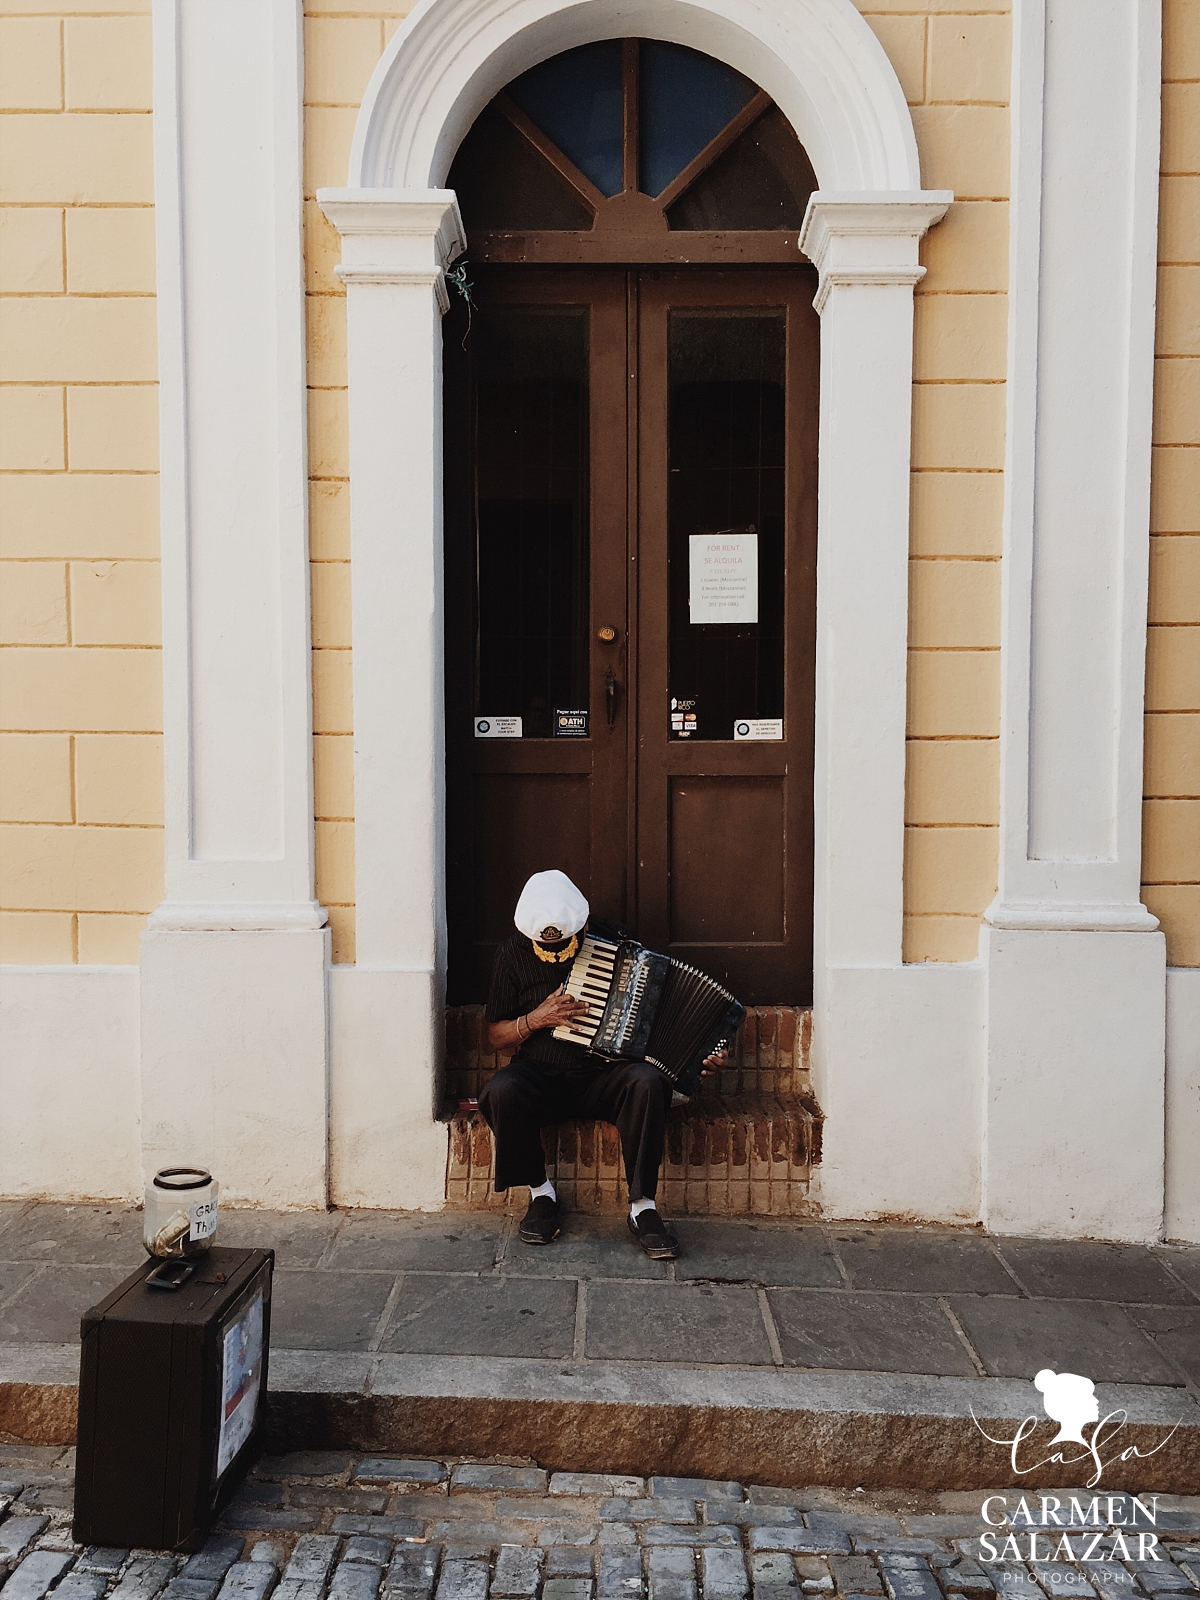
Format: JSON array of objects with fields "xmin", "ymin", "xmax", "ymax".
[
  {"xmin": 217, "ymin": 1291, "xmax": 263, "ymax": 1478},
  {"xmin": 475, "ymin": 717, "xmax": 522, "ymax": 738},
  {"xmin": 689, "ymin": 533, "xmax": 758, "ymax": 624},
  {"xmin": 734, "ymin": 719, "xmax": 783, "ymax": 741},
  {"xmin": 189, "ymin": 1196, "xmax": 218, "ymax": 1241}
]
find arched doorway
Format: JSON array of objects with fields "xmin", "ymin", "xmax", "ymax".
[{"xmin": 443, "ymin": 39, "xmax": 819, "ymax": 1006}]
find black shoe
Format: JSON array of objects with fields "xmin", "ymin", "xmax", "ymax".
[
  {"xmin": 519, "ymin": 1195, "xmax": 561, "ymax": 1245},
  {"xmin": 628, "ymin": 1208, "xmax": 678, "ymax": 1260}
]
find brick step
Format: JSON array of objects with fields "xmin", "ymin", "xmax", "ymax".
[{"xmin": 442, "ymin": 1005, "xmax": 823, "ymax": 1217}]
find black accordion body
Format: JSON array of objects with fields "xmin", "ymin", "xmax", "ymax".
[{"xmin": 552, "ymin": 935, "xmax": 745, "ymax": 1095}]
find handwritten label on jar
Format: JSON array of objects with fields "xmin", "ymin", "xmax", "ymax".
[{"xmin": 190, "ymin": 1197, "xmax": 219, "ymax": 1241}]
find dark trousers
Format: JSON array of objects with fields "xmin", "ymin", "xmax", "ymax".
[{"xmin": 478, "ymin": 1057, "xmax": 671, "ymax": 1202}]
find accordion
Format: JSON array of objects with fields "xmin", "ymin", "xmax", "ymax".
[{"xmin": 552, "ymin": 935, "xmax": 745, "ymax": 1095}]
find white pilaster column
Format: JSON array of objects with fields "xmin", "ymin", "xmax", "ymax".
[
  {"xmin": 983, "ymin": 0, "xmax": 1166, "ymax": 1237},
  {"xmin": 801, "ymin": 194, "xmax": 963, "ymax": 1218},
  {"xmin": 142, "ymin": 0, "xmax": 329, "ymax": 1206},
  {"xmin": 317, "ymin": 189, "xmax": 466, "ymax": 1209}
]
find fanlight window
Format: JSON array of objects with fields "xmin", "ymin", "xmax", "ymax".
[{"xmin": 448, "ymin": 39, "xmax": 818, "ymax": 264}]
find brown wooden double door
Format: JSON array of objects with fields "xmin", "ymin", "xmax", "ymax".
[{"xmin": 444, "ymin": 267, "xmax": 818, "ymax": 1005}]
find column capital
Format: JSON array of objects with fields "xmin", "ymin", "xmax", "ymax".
[
  {"xmin": 801, "ymin": 191, "xmax": 953, "ymax": 309},
  {"xmin": 318, "ymin": 188, "xmax": 466, "ymax": 311}
]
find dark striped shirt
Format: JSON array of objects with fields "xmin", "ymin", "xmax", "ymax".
[{"xmin": 485, "ymin": 916, "xmax": 632, "ymax": 1069}]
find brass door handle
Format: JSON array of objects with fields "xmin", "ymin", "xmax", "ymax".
[{"xmin": 597, "ymin": 626, "xmax": 618, "ymax": 643}]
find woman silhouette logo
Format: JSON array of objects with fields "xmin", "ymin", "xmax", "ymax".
[{"xmin": 1034, "ymin": 1368, "xmax": 1100, "ymax": 1444}]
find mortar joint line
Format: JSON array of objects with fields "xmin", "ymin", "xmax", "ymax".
[
  {"xmin": 1150, "ymin": 1247, "xmax": 1200, "ymax": 1307},
  {"xmin": 985, "ymin": 1240, "xmax": 1033, "ymax": 1297},
  {"xmin": 819, "ymin": 1224, "xmax": 852, "ymax": 1287},
  {"xmin": 366, "ymin": 1273, "xmax": 405, "ymax": 1353},
  {"xmin": 755, "ymin": 1286, "xmax": 785, "ymax": 1368},
  {"xmin": 937, "ymin": 1295, "xmax": 989, "ymax": 1378},
  {"xmin": 314, "ymin": 1209, "xmax": 351, "ymax": 1269},
  {"xmin": 572, "ymin": 1277, "xmax": 588, "ymax": 1361}
]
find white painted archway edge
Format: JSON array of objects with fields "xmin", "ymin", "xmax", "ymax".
[{"xmin": 318, "ymin": 0, "xmax": 953, "ymax": 1213}]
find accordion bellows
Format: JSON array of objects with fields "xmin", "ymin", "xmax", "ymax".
[{"xmin": 552, "ymin": 934, "xmax": 746, "ymax": 1095}]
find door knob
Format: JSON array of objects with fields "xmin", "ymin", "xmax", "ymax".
[{"xmin": 597, "ymin": 626, "xmax": 618, "ymax": 643}]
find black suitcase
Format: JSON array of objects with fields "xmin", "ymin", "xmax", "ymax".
[{"xmin": 73, "ymin": 1246, "xmax": 274, "ymax": 1552}]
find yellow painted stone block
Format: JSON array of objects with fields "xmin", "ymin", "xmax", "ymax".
[
  {"xmin": 0, "ymin": 821, "xmax": 162, "ymax": 911},
  {"xmin": 910, "ymin": 107, "xmax": 1010, "ymax": 199},
  {"xmin": 0, "ymin": 206, "xmax": 63, "ymax": 291},
  {"xmin": 307, "ymin": 386, "xmax": 349, "ymax": 478},
  {"xmin": 312, "ymin": 648, "xmax": 353, "ymax": 733},
  {"xmin": 1163, "ymin": 84, "xmax": 1200, "ymax": 175},
  {"xmin": 326, "ymin": 902, "xmax": 356, "ymax": 964},
  {"xmin": 305, "ymin": 202, "xmax": 343, "ymax": 295},
  {"xmin": 1143, "ymin": 798, "xmax": 1200, "ymax": 883},
  {"xmin": 67, "ymin": 385, "xmax": 159, "ymax": 471},
  {"xmin": 1151, "ymin": 446, "xmax": 1200, "ymax": 532},
  {"xmin": 853, "ymin": 0, "xmax": 1008, "ymax": 11},
  {"xmin": 912, "ymin": 383, "xmax": 1007, "ymax": 470},
  {"xmin": 1150, "ymin": 535, "xmax": 1200, "ymax": 624},
  {"xmin": 1142, "ymin": 884, "xmax": 1200, "ymax": 965},
  {"xmin": 0, "ymin": 298, "xmax": 156, "ymax": 383},
  {"xmin": 909, "ymin": 558, "xmax": 1001, "ymax": 648},
  {"xmin": 0, "ymin": 473, "xmax": 158, "ymax": 559},
  {"xmin": 1147, "ymin": 624, "xmax": 1200, "ymax": 711},
  {"xmin": 0, "ymin": 560, "xmax": 68, "ymax": 644},
  {"xmin": 314, "ymin": 733, "xmax": 354, "ymax": 820},
  {"xmin": 0, "ymin": 910, "xmax": 74, "ymax": 964},
  {"xmin": 305, "ymin": 15, "xmax": 383, "ymax": 106},
  {"xmin": 311, "ymin": 561, "xmax": 352, "ymax": 649},
  {"xmin": 1157, "ymin": 266, "xmax": 1200, "ymax": 357},
  {"xmin": 863, "ymin": 15, "xmax": 925, "ymax": 103},
  {"xmin": 307, "ymin": 293, "xmax": 348, "ymax": 388},
  {"xmin": 927, "ymin": 15, "xmax": 1011, "ymax": 104},
  {"xmin": 920, "ymin": 201, "xmax": 1008, "ymax": 294},
  {"xmin": 910, "ymin": 471, "xmax": 1004, "ymax": 557},
  {"xmin": 903, "ymin": 824, "xmax": 998, "ymax": 916},
  {"xmin": 1159, "ymin": 177, "xmax": 1200, "ymax": 264},
  {"xmin": 0, "ymin": 113, "xmax": 153, "ymax": 204},
  {"xmin": 0, "ymin": 733, "xmax": 72, "ymax": 821},
  {"xmin": 0, "ymin": 18, "xmax": 61, "ymax": 110},
  {"xmin": 903, "ymin": 914, "xmax": 981, "ymax": 964},
  {"xmin": 77, "ymin": 911, "xmax": 146, "ymax": 963},
  {"xmin": 1164, "ymin": 0, "xmax": 1200, "ymax": 80},
  {"xmin": 65, "ymin": 17, "xmax": 152, "ymax": 111},
  {"xmin": 0, "ymin": 646, "xmax": 162, "ymax": 732},
  {"xmin": 905, "ymin": 737, "xmax": 1000, "ymax": 824},
  {"xmin": 913, "ymin": 293, "xmax": 1008, "ymax": 381},
  {"xmin": 0, "ymin": 0, "xmax": 149, "ymax": 12},
  {"xmin": 310, "ymin": 478, "xmax": 350, "ymax": 560},
  {"xmin": 304, "ymin": 106, "xmax": 359, "ymax": 197},
  {"xmin": 316, "ymin": 817, "xmax": 355, "ymax": 904},
  {"xmin": 70, "ymin": 559, "xmax": 161, "ymax": 646},
  {"xmin": 1145, "ymin": 712, "xmax": 1200, "ymax": 797},
  {"xmin": 66, "ymin": 207, "xmax": 155, "ymax": 293},
  {"xmin": 907, "ymin": 648, "xmax": 1001, "ymax": 737},
  {"xmin": 0, "ymin": 386, "xmax": 64, "ymax": 470},
  {"xmin": 1155, "ymin": 358, "xmax": 1200, "ymax": 446},
  {"xmin": 74, "ymin": 732, "xmax": 163, "ymax": 824}
]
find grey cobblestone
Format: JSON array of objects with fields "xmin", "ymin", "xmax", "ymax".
[
  {"xmin": 78, "ymin": 1551, "xmax": 130, "ymax": 1577},
  {"xmin": 1128, "ymin": 1566, "xmax": 1195, "ymax": 1595},
  {"xmin": 330, "ymin": 1519, "xmax": 423, "ymax": 1540},
  {"xmin": 435, "ymin": 1559, "xmax": 489, "ymax": 1600},
  {"xmin": 856, "ymin": 1548, "xmax": 944, "ymax": 1561},
  {"xmin": 750, "ymin": 1534, "xmax": 851, "ymax": 1559},
  {"xmin": 385, "ymin": 1546, "xmax": 441, "ymax": 1599},
  {"xmin": 935, "ymin": 1559, "xmax": 992, "ymax": 1596},
  {"xmin": 877, "ymin": 1560, "xmax": 941, "ymax": 1600},
  {"xmin": 598, "ymin": 1553, "xmax": 643, "ymax": 1597},
  {"xmin": 1031, "ymin": 1568, "xmax": 1094, "ymax": 1600},
  {"xmin": 552, "ymin": 1480, "xmax": 644, "ymax": 1501},
  {"xmin": 293, "ymin": 1492, "xmax": 390, "ymax": 1515},
  {"xmin": 225, "ymin": 1511, "xmax": 320, "ymax": 1533},
  {"xmin": 430, "ymin": 1524, "xmax": 534, "ymax": 1551},
  {"xmin": 708, "ymin": 1512, "xmax": 803, "ymax": 1532},
  {"xmin": 652, "ymin": 1487, "xmax": 742, "ymax": 1506},
  {"xmin": 701, "ymin": 1548, "xmax": 749, "ymax": 1598},
  {"xmin": 344, "ymin": 1540, "xmax": 393, "ymax": 1568},
  {"xmin": 643, "ymin": 1530, "xmax": 739, "ymax": 1550},
  {"xmin": 0, "ymin": 1517, "xmax": 50, "ymax": 1561},
  {"xmin": 536, "ymin": 1528, "xmax": 599, "ymax": 1549},
  {"xmin": 598, "ymin": 1530, "xmax": 638, "ymax": 1551},
  {"xmin": 498, "ymin": 1505, "xmax": 602, "ymax": 1524},
  {"xmin": 329, "ymin": 1560, "xmax": 384, "ymax": 1600},
  {"xmin": 286, "ymin": 1538, "xmax": 342, "ymax": 1586},
  {"xmin": 542, "ymin": 1582, "xmax": 593, "ymax": 1600},
  {"xmin": 250, "ymin": 1548, "xmax": 285, "ymax": 1569},
  {"xmin": 453, "ymin": 1470, "xmax": 548, "ymax": 1496},
  {"xmin": 831, "ymin": 1559, "xmax": 885, "ymax": 1595},
  {"xmin": 109, "ymin": 1556, "xmax": 177, "ymax": 1600},
  {"xmin": 794, "ymin": 1558, "xmax": 831, "ymax": 1592},
  {"xmin": 602, "ymin": 1505, "xmax": 697, "ymax": 1528},
  {"xmin": 648, "ymin": 1548, "xmax": 697, "ymax": 1600},
  {"xmin": 546, "ymin": 1551, "xmax": 596, "ymax": 1579},
  {"xmin": 159, "ymin": 1577, "xmax": 221, "ymax": 1600},
  {"xmin": 184, "ymin": 1538, "xmax": 246, "ymax": 1584},
  {"xmin": 493, "ymin": 1547, "xmax": 543, "ymax": 1597},
  {"xmin": 216, "ymin": 1564, "xmax": 280, "ymax": 1600},
  {"xmin": 3, "ymin": 1549, "xmax": 76, "ymax": 1600},
  {"xmin": 55, "ymin": 1574, "xmax": 111, "ymax": 1600},
  {"xmin": 355, "ymin": 1464, "xmax": 446, "ymax": 1487},
  {"xmin": 272, "ymin": 1580, "xmax": 326, "ymax": 1600},
  {"xmin": 981, "ymin": 1568, "xmax": 1041, "ymax": 1599}
]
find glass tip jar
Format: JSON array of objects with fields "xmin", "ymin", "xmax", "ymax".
[{"xmin": 143, "ymin": 1167, "xmax": 219, "ymax": 1258}]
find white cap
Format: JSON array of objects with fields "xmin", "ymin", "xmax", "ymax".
[{"xmin": 514, "ymin": 870, "xmax": 589, "ymax": 942}]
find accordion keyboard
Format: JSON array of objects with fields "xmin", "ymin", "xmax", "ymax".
[{"xmin": 551, "ymin": 935, "xmax": 618, "ymax": 1047}]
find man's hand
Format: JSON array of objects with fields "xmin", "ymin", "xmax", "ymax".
[
  {"xmin": 527, "ymin": 988, "xmax": 590, "ymax": 1031},
  {"xmin": 700, "ymin": 1045, "xmax": 730, "ymax": 1076}
]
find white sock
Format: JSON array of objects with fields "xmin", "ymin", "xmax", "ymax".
[
  {"xmin": 629, "ymin": 1197, "xmax": 657, "ymax": 1219},
  {"xmin": 529, "ymin": 1180, "xmax": 556, "ymax": 1203}
]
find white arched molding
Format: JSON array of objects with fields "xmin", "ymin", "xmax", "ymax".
[{"xmin": 318, "ymin": 0, "xmax": 953, "ymax": 1214}]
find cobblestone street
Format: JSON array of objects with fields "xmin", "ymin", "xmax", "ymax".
[{"xmin": 2, "ymin": 1452, "xmax": 1200, "ymax": 1600}]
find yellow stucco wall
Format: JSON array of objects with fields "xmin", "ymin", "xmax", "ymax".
[
  {"xmin": 1145, "ymin": 0, "xmax": 1200, "ymax": 967},
  {"xmin": 0, "ymin": 0, "xmax": 162, "ymax": 965}
]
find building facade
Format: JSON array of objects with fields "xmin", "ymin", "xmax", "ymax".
[{"xmin": 1, "ymin": 0, "xmax": 1198, "ymax": 1240}]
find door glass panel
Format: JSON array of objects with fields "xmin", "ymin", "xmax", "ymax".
[
  {"xmin": 638, "ymin": 42, "xmax": 756, "ymax": 197},
  {"xmin": 508, "ymin": 42, "xmax": 624, "ymax": 197},
  {"xmin": 475, "ymin": 309, "xmax": 590, "ymax": 739},
  {"xmin": 667, "ymin": 311, "xmax": 786, "ymax": 741},
  {"xmin": 665, "ymin": 107, "xmax": 816, "ymax": 231}
]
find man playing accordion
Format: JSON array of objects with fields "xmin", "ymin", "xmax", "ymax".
[{"xmin": 479, "ymin": 870, "xmax": 726, "ymax": 1259}]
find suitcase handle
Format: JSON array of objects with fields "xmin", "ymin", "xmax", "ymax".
[{"xmin": 145, "ymin": 1260, "xmax": 196, "ymax": 1291}]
